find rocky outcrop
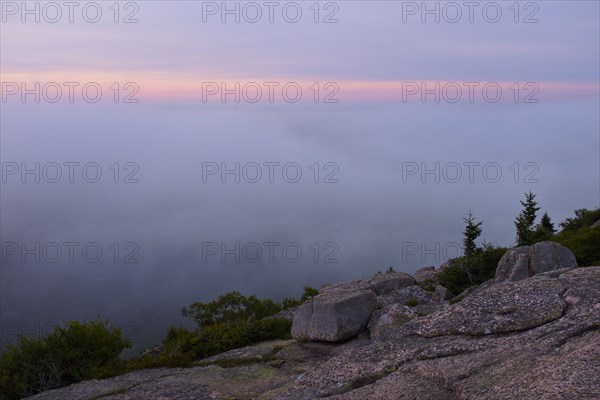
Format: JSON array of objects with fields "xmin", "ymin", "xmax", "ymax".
[
  {"xmin": 26, "ymin": 264, "xmax": 600, "ymax": 400},
  {"xmin": 276, "ymin": 266, "xmax": 600, "ymax": 400},
  {"xmin": 431, "ymin": 285, "xmax": 454, "ymax": 302},
  {"xmin": 377, "ymin": 285, "xmax": 432, "ymax": 308},
  {"xmin": 368, "ymin": 304, "xmax": 419, "ymax": 340},
  {"xmin": 495, "ymin": 241, "xmax": 577, "ymax": 282},
  {"xmin": 292, "ymin": 272, "xmax": 414, "ymax": 342},
  {"xmin": 291, "ymin": 289, "xmax": 377, "ymax": 342},
  {"xmin": 366, "ymin": 272, "xmax": 414, "ymax": 294},
  {"xmin": 411, "ymin": 275, "xmax": 566, "ymax": 337},
  {"xmin": 413, "ymin": 266, "xmax": 438, "ymax": 283}
]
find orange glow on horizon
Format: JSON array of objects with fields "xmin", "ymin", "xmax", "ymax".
[{"xmin": 1, "ymin": 72, "xmax": 598, "ymax": 103}]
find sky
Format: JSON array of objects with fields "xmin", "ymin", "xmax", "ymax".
[{"xmin": 1, "ymin": 0, "xmax": 599, "ymax": 354}]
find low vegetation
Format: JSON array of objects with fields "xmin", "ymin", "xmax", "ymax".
[
  {"xmin": 132, "ymin": 286, "xmax": 319, "ymax": 370},
  {"xmin": 437, "ymin": 243, "xmax": 509, "ymax": 295},
  {"xmin": 437, "ymin": 196, "xmax": 599, "ymax": 295},
  {"xmin": 404, "ymin": 298, "xmax": 419, "ymax": 307},
  {"xmin": 0, "ymin": 320, "xmax": 130, "ymax": 400},
  {"xmin": 0, "ymin": 286, "xmax": 318, "ymax": 400},
  {"xmin": 552, "ymin": 208, "xmax": 600, "ymax": 266}
]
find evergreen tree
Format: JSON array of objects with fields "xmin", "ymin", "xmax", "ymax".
[
  {"xmin": 515, "ymin": 191, "xmax": 540, "ymax": 246},
  {"xmin": 540, "ymin": 212, "xmax": 556, "ymax": 234},
  {"xmin": 463, "ymin": 209, "xmax": 483, "ymax": 257}
]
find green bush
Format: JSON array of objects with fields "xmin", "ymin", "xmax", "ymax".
[
  {"xmin": 300, "ymin": 286, "xmax": 319, "ymax": 302},
  {"xmin": 437, "ymin": 263, "xmax": 471, "ymax": 295},
  {"xmin": 404, "ymin": 298, "xmax": 419, "ymax": 307},
  {"xmin": 281, "ymin": 297, "xmax": 301, "ymax": 309},
  {"xmin": 187, "ymin": 318, "xmax": 292, "ymax": 359},
  {"xmin": 553, "ymin": 226, "xmax": 600, "ymax": 266},
  {"xmin": 132, "ymin": 317, "xmax": 293, "ymax": 368},
  {"xmin": 0, "ymin": 320, "xmax": 130, "ymax": 400},
  {"xmin": 437, "ymin": 245, "xmax": 508, "ymax": 295},
  {"xmin": 417, "ymin": 279, "xmax": 437, "ymax": 292},
  {"xmin": 131, "ymin": 291, "xmax": 298, "ymax": 371},
  {"xmin": 181, "ymin": 291, "xmax": 282, "ymax": 327},
  {"xmin": 559, "ymin": 208, "xmax": 600, "ymax": 232},
  {"xmin": 281, "ymin": 286, "xmax": 319, "ymax": 309}
]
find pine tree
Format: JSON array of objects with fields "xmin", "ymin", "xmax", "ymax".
[
  {"xmin": 463, "ymin": 209, "xmax": 483, "ymax": 257},
  {"xmin": 540, "ymin": 212, "xmax": 555, "ymax": 234},
  {"xmin": 515, "ymin": 191, "xmax": 540, "ymax": 246}
]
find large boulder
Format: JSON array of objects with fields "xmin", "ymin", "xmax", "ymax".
[
  {"xmin": 413, "ymin": 266, "xmax": 438, "ymax": 283},
  {"xmin": 366, "ymin": 272, "xmax": 414, "ymax": 295},
  {"xmin": 292, "ymin": 289, "xmax": 377, "ymax": 342},
  {"xmin": 376, "ymin": 285, "xmax": 432, "ymax": 308},
  {"xmin": 495, "ymin": 241, "xmax": 577, "ymax": 283},
  {"xmin": 291, "ymin": 271, "xmax": 414, "ymax": 342}
]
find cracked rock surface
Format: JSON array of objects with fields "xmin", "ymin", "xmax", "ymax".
[
  {"xmin": 495, "ymin": 241, "xmax": 577, "ymax": 283},
  {"xmin": 27, "ymin": 267, "xmax": 600, "ymax": 400}
]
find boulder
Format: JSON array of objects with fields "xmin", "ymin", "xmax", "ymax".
[
  {"xmin": 291, "ymin": 289, "xmax": 377, "ymax": 342},
  {"xmin": 495, "ymin": 241, "xmax": 577, "ymax": 283},
  {"xmin": 413, "ymin": 266, "xmax": 438, "ymax": 283},
  {"xmin": 431, "ymin": 285, "xmax": 454, "ymax": 302},
  {"xmin": 377, "ymin": 285, "xmax": 432, "ymax": 308},
  {"xmin": 320, "ymin": 279, "xmax": 373, "ymax": 294},
  {"xmin": 366, "ymin": 272, "xmax": 414, "ymax": 295},
  {"xmin": 368, "ymin": 304, "xmax": 419, "ymax": 340}
]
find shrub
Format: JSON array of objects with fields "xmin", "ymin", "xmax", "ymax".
[
  {"xmin": 181, "ymin": 291, "xmax": 282, "ymax": 327},
  {"xmin": 417, "ymin": 279, "xmax": 437, "ymax": 292},
  {"xmin": 281, "ymin": 286, "xmax": 320, "ymax": 309},
  {"xmin": 438, "ymin": 245, "xmax": 508, "ymax": 295},
  {"xmin": 437, "ymin": 263, "xmax": 471, "ymax": 295},
  {"xmin": 559, "ymin": 208, "xmax": 600, "ymax": 232},
  {"xmin": 0, "ymin": 320, "xmax": 130, "ymax": 400},
  {"xmin": 282, "ymin": 297, "xmax": 301, "ymax": 309},
  {"xmin": 189, "ymin": 318, "xmax": 292, "ymax": 359},
  {"xmin": 299, "ymin": 286, "xmax": 319, "ymax": 302},
  {"xmin": 553, "ymin": 226, "xmax": 600, "ymax": 266},
  {"xmin": 130, "ymin": 291, "xmax": 298, "ymax": 371},
  {"xmin": 162, "ymin": 325, "xmax": 195, "ymax": 356},
  {"xmin": 404, "ymin": 298, "xmax": 419, "ymax": 307}
]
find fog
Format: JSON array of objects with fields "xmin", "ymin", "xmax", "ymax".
[{"xmin": 1, "ymin": 1, "xmax": 599, "ymax": 354}]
